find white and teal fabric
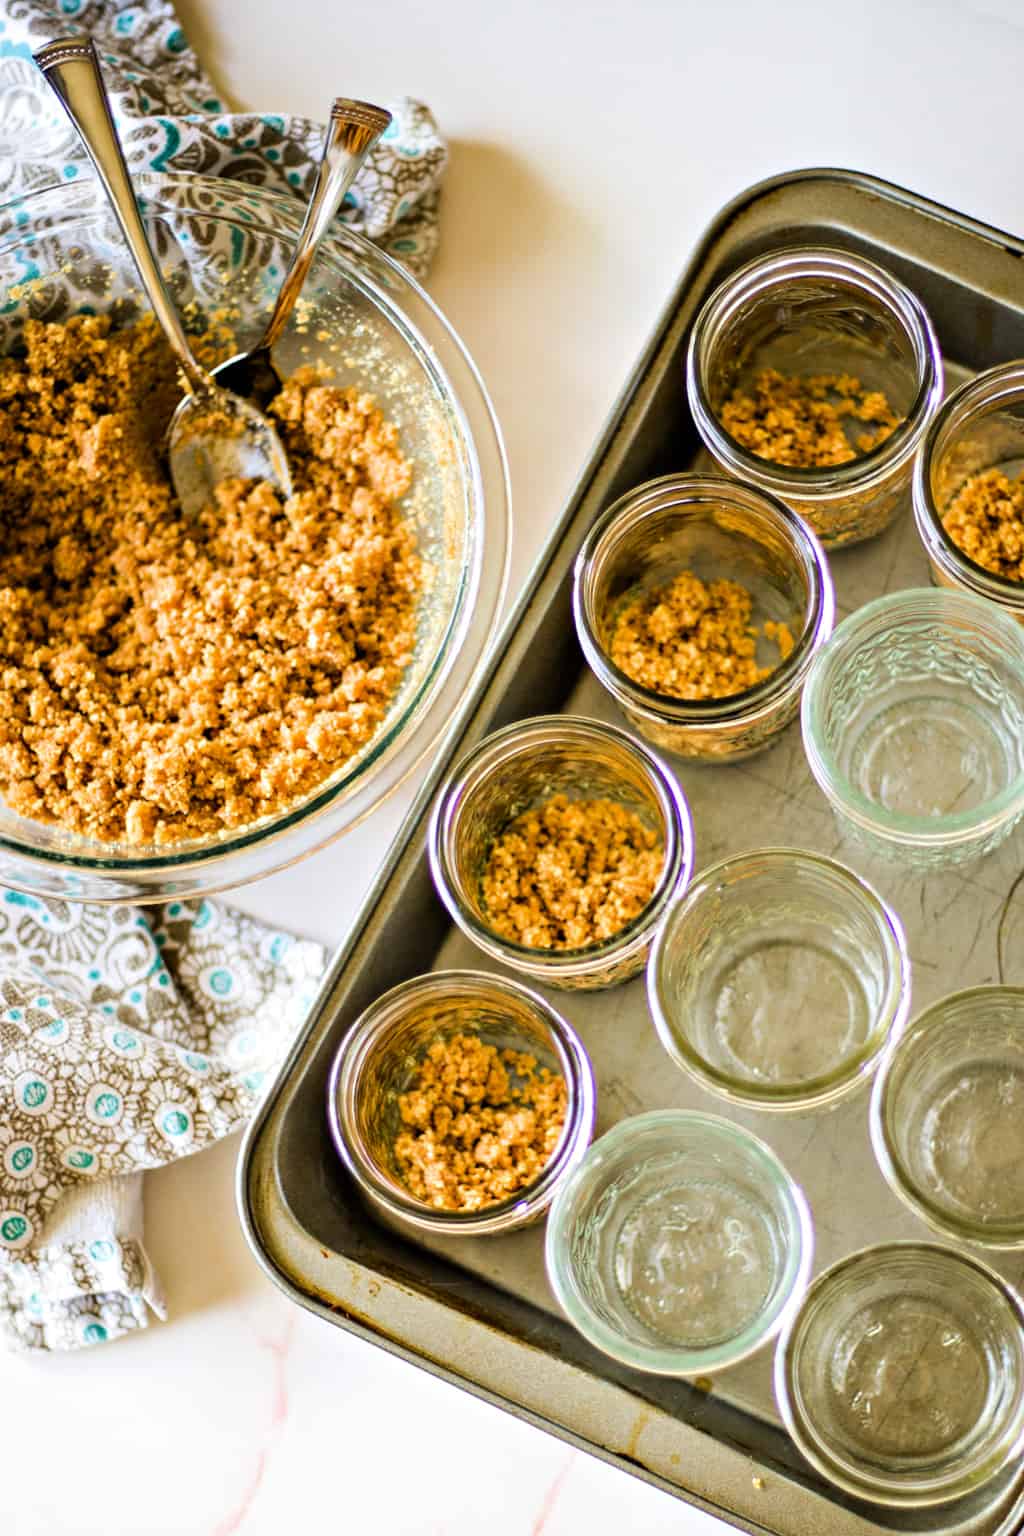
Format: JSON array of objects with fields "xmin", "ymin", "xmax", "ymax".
[
  {"xmin": 0, "ymin": 893, "xmax": 324, "ymax": 1350},
  {"xmin": 0, "ymin": 0, "xmax": 447, "ymax": 278}
]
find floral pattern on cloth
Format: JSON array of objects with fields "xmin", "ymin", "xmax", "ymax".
[
  {"xmin": 0, "ymin": 892, "xmax": 324, "ymax": 1350},
  {"xmin": 0, "ymin": 0, "xmax": 447, "ymax": 278}
]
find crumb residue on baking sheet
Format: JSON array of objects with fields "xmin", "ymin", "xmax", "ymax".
[
  {"xmin": 480, "ymin": 794, "xmax": 663, "ymax": 950},
  {"xmin": 942, "ymin": 466, "xmax": 1024, "ymax": 581},
  {"xmin": 393, "ymin": 1032, "xmax": 567, "ymax": 1211},
  {"xmin": 609, "ymin": 570, "xmax": 793, "ymax": 702},
  {"xmin": 0, "ymin": 314, "xmax": 421, "ymax": 845},
  {"xmin": 721, "ymin": 369, "xmax": 903, "ymax": 468}
]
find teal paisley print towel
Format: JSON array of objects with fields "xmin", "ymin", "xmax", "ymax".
[
  {"xmin": 0, "ymin": 894, "xmax": 324, "ymax": 1350},
  {"xmin": 0, "ymin": 0, "xmax": 447, "ymax": 278}
]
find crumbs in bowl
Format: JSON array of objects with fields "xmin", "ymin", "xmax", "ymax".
[
  {"xmin": 394, "ymin": 1032, "xmax": 567, "ymax": 1211},
  {"xmin": 720, "ymin": 368, "xmax": 903, "ymax": 467},
  {"xmin": 942, "ymin": 467, "xmax": 1024, "ymax": 581},
  {"xmin": 0, "ymin": 314, "xmax": 422, "ymax": 846},
  {"xmin": 480, "ymin": 794, "xmax": 663, "ymax": 950},
  {"xmin": 609, "ymin": 569, "xmax": 793, "ymax": 702}
]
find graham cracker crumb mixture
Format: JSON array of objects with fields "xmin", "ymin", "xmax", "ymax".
[
  {"xmin": 610, "ymin": 570, "xmax": 793, "ymax": 701},
  {"xmin": 721, "ymin": 369, "xmax": 903, "ymax": 467},
  {"xmin": 942, "ymin": 467, "xmax": 1024, "ymax": 581},
  {"xmin": 481, "ymin": 794, "xmax": 663, "ymax": 950},
  {"xmin": 0, "ymin": 314, "xmax": 420, "ymax": 845},
  {"xmin": 394, "ymin": 1032, "xmax": 567, "ymax": 1211}
]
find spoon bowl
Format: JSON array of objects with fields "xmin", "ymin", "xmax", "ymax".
[{"xmin": 168, "ymin": 388, "xmax": 293, "ymax": 514}]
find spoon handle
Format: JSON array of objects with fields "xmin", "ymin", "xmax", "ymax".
[
  {"xmin": 259, "ymin": 98, "xmax": 392, "ymax": 353},
  {"xmin": 35, "ymin": 37, "xmax": 211, "ymax": 398}
]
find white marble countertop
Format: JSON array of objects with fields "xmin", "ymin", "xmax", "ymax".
[{"xmin": 8, "ymin": 2, "xmax": 1024, "ymax": 1532}]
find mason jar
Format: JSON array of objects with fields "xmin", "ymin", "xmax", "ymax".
[
  {"xmin": 573, "ymin": 474, "xmax": 833, "ymax": 760},
  {"xmin": 913, "ymin": 361, "xmax": 1024, "ymax": 620},
  {"xmin": 429, "ymin": 714, "xmax": 693, "ymax": 990},
  {"xmin": 327, "ymin": 969, "xmax": 597, "ymax": 1236},
  {"xmin": 687, "ymin": 247, "xmax": 943, "ymax": 547}
]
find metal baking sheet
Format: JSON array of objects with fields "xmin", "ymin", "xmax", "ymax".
[{"xmin": 239, "ymin": 170, "xmax": 1024, "ymax": 1536}]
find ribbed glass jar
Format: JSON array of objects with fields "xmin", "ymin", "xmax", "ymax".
[
  {"xmin": 687, "ymin": 247, "xmax": 942, "ymax": 547},
  {"xmin": 573, "ymin": 474, "xmax": 833, "ymax": 761},
  {"xmin": 870, "ymin": 986, "xmax": 1024, "ymax": 1249},
  {"xmin": 913, "ymin": 362, "xmax": 1024, "ymax": 620},
  {"xmin": 801, "ymin": 588, "xmax": 1024, "ymax": 867},
  {"xmin": 648, "ymin": 847, "xmax": 910, "ymax": 1112},
  {"xmin": 429, "ymin": 715, "xmax": 693, "ymax": 990},
  {"xmin": 775, "ymin": 1243, "xmax": 1024, "ymax": 1508},
  {"xmin": 545, "ymin": 1110, "xmax": 813, "ymax": 1375},
  {"xmin": 327, "ymin": 969, "xmax": 597, "ymax": 1236}
]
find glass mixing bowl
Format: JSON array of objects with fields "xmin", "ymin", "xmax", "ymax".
[{"xmin": 0, "ymin": 172, "xmax": 510, "ymax": 901}]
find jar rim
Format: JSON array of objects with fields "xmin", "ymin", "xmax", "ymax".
[
  {"xmin": 572, "ymin": 473, "xmax": 834, "ymax": 728},
  {"xmin": 428, "ymin": 713, "xmax": 694, "ymax": 977},
  {"xmin": 647, "ymin": 846, "xmax": 911, "ymax": 1111},
  {"xmin": 545, "ymin": 1108, "xmax": 814, "ymax": 1375},
  {"xmin": 774, "ymin": 1239, "xmax": 1024, "ymax": 1507},
  {"xmin": 913, "ymin": 362, "xmax": 1024, "ymax": 609},
  {"xmin": 869, "ymin": 984, "xmax": 1024, "ymax": 1248},
  {"xmin": 801, "ymin": 587, "xmax": 1024, "ymax": 845},
  {"xmin": 326, "ymin": 968, "xmax": 597, "ymax": 1235},
  {"xmin": 686, "ymin": 246, "xmax": 943, "ymax": 499}
]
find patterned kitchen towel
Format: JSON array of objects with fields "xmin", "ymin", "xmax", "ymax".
[
  {"xmin": 0, "ymin": 893, "xmax": 324, "ymax": 1350},
  {"xmin": 0, "ymin": 0, "xmax": 447, "ymax": 278}
]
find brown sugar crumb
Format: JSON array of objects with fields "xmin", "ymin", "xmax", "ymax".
[
  {"xmin": 0, "ymin": 314, "xmax": 420, "ymax": 845},
  {"xmin": 942, "ymin": 467, "xmax": 1024, "ymax": 581},
  {"xmin": 610, "ymin": 570, "xmax": 792, "ymax": 701},
  {"xmin": 720, "ymin": 369, "xmax": 903, "ymax": 468},
  {"xmin": 394, "ymin": 1032, "xmax": 567, "ymax": 1211},
  {"xmin": 480, "ymin": 794, "xmax": 663, "ymax": 950}
]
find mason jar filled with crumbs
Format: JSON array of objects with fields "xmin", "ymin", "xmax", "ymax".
[{"xmin": 687, "ymin": 247, "xmax": 943, "ymax": 547}]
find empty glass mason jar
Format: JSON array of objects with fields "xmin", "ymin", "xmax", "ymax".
[
  {"xmin": 545, "ymin": 1109, "xmax": 813, "ymax": 1375},
  {"xmin": 648, "ymin": 848, "xmax": 910, "ymax": 1112},
  {"xmin": 914, "ymin": 362, "xmax": 1024, "ymax": 620},
  {"xmin": 801, "ymin": 588, "xmax": 1024, "ymax": 867},
  {"xmin": 870, "ymin": 986, "xmax": 1024, "ymax": 1249},
  {"xmin": 327, "ymin": 969, "xmax": 597, "ymax": 1236},
  {"xmin": 774, "ymin": 1243, "xmax": 1024, "ymax": 1508},
  {"xmin": 572, "ymin": 474, "xmax": 833, "ymax": 761},
  {"xmin": 687, "ymin": 247, "xmax": 943, "ymax": 547},
  {"xmin": 429, "ymin": 715, "xmax": 693, "ymax": 990}
]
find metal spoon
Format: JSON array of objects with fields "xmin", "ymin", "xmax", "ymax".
[
  {"xmin": 213, "ymin": 97, "xmax": 391, "ymax": 410},
  {"xmin": 34, "ymin": 36, "xmax": 292, "ymax": 518}
]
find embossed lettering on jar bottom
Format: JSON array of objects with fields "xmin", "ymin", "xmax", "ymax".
[
  {"xmin": 613, "ymin": 1179, "xmax": 774, "ymax": 1346},
  {"xmin": 828, "ymin": 1295, "xmax": 989, "ymax": 1459},
  {"xmin": 919, "ymin": 1063, "xmax": 1024, "ymax": 1223},
  {"xmin": 842, "ymin": 692, "xmax": 1012, "ymax": 818},
  {"xmin": 775, "ymin": 1242, "xmax": 1024, "ymax": 1507},
  {"xmin": 707, "ymin": 940, "xmax": 869, "ymax": 1085}
]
